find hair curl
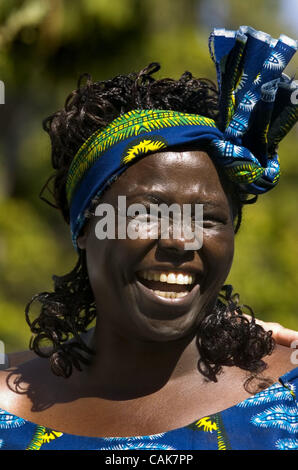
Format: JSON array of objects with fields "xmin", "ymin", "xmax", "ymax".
[{"xmin": 26, "ymin": 63, "xmax": 274, "ymax": 388}]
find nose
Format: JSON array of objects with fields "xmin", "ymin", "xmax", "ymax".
[{"xmin": 157, "ymin": 222, "xmax": 198, "ymax": 257}]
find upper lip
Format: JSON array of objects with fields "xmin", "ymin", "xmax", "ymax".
[{"xmin": 135, "ymin": 265, "xmax": 203, "ymax": 276}]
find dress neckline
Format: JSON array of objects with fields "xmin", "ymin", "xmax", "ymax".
[{"xmin": 1, "ymin": 367, "xmax": 297, "ymax": 441}]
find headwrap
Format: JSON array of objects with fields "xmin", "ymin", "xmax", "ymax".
[{"xmin": 66, "ymin": 26, "xmax": 298, "ymax": 249}]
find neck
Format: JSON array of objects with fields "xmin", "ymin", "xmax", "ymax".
[{"xmin": 77, "ymin": 320, "xmax": 199, "ymax": 400}]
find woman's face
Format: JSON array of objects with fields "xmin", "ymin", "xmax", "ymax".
[{"xmin": 77, "ymin": 150, "xmax": 235, "ymax": 342}]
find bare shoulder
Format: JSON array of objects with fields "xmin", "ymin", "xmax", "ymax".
[
  {"xmin": 0, "ymin": 367, "xmax": 24, "ymax": 415},
  {"xmin": 0, "ymin": 357, "xmax": 57, "ymax": 420},
  {"xmin": 264, "ymin": 344, "xmax": 296, "ymax": 382}
]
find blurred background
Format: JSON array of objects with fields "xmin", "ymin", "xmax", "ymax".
[{"xmin": 0, "ymin": 0, "xmax": 297, "ymax": 352}]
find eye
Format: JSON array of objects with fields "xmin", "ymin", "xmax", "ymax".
[
  {"xmin": 127, "ymin": 212, "xmax": 148, "ymax": 221},
  {"xmin": 127, "ymin": 211, "xmax": 160, "ymax": 225},
  {"xmin": 202, "ymin": 214, "xmax": 227, "ymax": 228}
]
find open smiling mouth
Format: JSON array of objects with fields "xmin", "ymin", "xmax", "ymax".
[{"xmin": 135, "ymin": 269, "xmax": 201, "ymax": 312}]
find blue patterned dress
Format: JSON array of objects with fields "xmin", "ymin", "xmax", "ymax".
[{"xmin": 0, "ymin": 368, "xmax": 297, "ymax": 450}]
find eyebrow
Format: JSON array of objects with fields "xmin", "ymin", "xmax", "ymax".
[
  {"xmin": 127, "ymin": 193, "xmax": 168, "ymax": 205},
  {"xmin": 126, "ymin": 192, "xmax": 224, "ymax": 210}
]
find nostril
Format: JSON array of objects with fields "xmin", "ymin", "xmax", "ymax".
[
  {"xmin": 158, "ymin": 237, "xmax": 189, "ymax": 252},
  {"xmin": 155, "ymin": 243, "xmax": 195, "ymax": 263}
]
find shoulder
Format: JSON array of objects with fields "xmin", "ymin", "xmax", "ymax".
[
  {"xmin": 0, "ymin": 356, "xmax": 59, "ymax": 420},
  {"xmin": 264, "ymin": 344, "xmax": 296, "ymax": 382},
  {"xmin": 0, "ymin": 366, "xmax": 29, "ymax": 418}
]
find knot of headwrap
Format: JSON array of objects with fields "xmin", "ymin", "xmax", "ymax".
[
  {"xmin": 208, "ymin": 25, "xmax": 298, "ymax": 194},
  {"xmin": 66, "ymin": 26, "xmax": 298, "ymax": 248}
]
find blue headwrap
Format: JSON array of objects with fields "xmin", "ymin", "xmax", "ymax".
[{"xmin": 66, "ymin": 26, "xmax": 298, "ymax": 249}]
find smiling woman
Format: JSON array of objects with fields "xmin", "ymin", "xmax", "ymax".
[
  {"xmin": 0, "ymin": 26, "xmax": 297, "ymax": 451},
  {"xmin": 77, "ymin": 150, "xmax": 235, "ymax": 345}
]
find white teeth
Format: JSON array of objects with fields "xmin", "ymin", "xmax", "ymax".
[
  {"xmin": 167, "ymin": 273, "xmax": 176, "ymax": 284},
  {"xmin": 139, "ymin": 270, "xmax": 195, "ymax": 285},
  {"xmin": 154, "ymin": 290, "xmax": 188, "ymax": 299}
]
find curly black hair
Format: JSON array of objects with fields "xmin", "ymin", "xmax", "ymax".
[{"xmin": 25, "ymin": 63, "xmax": 275, "ymax": 387}]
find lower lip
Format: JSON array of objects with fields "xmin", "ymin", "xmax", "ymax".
[{"xmin": 134, "ymin": 278, "xmax": 201, "ymax": 320}]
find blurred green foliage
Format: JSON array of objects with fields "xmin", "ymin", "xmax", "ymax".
[{"xmin": 0, "ymin": 0, "xmax": 297, "ymax": 352}]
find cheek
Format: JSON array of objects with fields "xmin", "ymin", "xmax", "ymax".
[
  {"xmin": 85, "ymin": 230, "xmax": 147, "ymax": 290},
  {"xmin": 202, "ymin": 227, "xmax": 235, "ymax": 279},
  {"xmin": 84, "ymin": 241, "xmax": 105, "ymax": 292}
]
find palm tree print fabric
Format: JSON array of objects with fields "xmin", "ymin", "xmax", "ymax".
[{"xmin": 0, "ymin": 368, "xmax": 297, "ymax": 450}]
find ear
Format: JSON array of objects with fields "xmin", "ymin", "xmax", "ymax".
[{"xmin": 76, "ymin": 221, "xmax": 90, "ymax": 250}]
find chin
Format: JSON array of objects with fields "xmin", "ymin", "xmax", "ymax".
[{"xmin": 130, "ymin": 305, "xmax": 202, "ymax": 343}]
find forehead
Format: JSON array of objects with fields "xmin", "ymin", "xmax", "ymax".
[{"xmin": 105, "ymin": 150, "xmax": 231, "ymax": 207}]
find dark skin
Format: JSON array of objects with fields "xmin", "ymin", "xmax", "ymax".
[{"xmin": 0, "ymin": 150, "xmax": 294, "ymax": 438}]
